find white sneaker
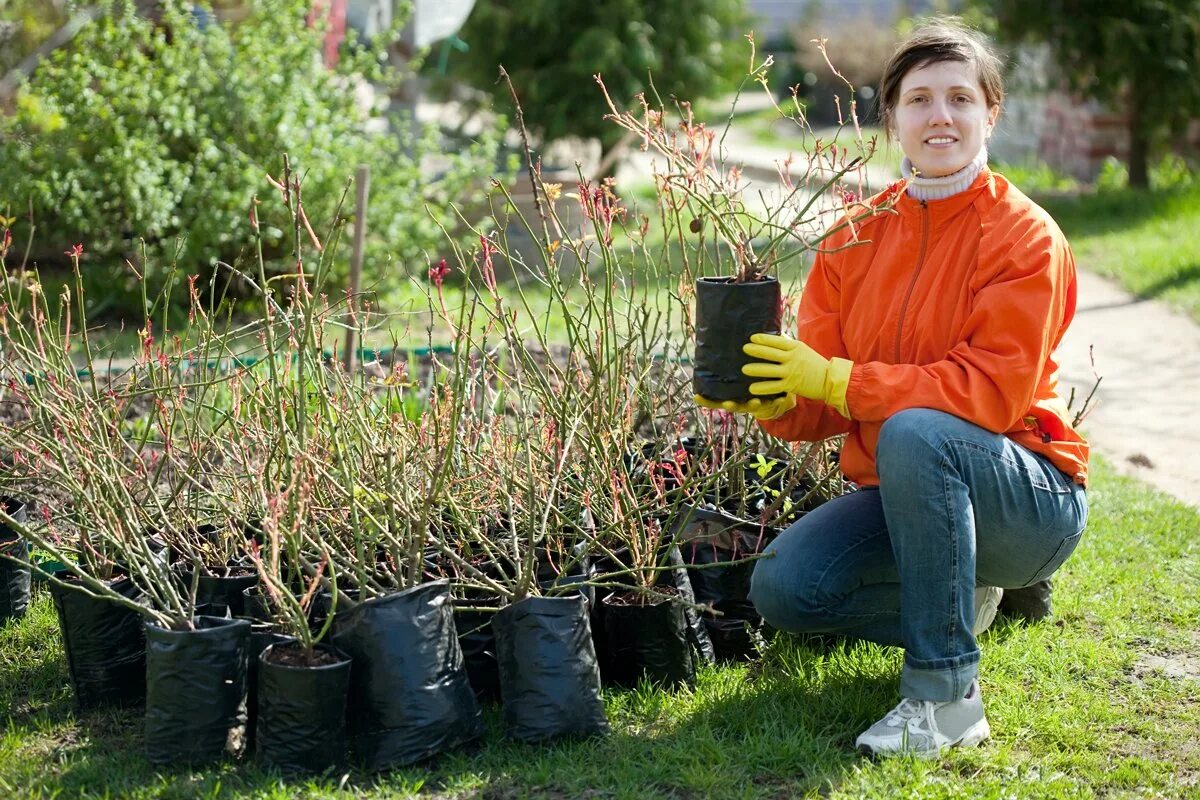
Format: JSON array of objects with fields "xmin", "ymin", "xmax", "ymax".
[
  {"xmin": 973, "ymin": 585, "xmax": 1003, "ymax": 635},
  {"xmin": 855, "ymin": 680, "xmax": 991, "ymax": 758}
]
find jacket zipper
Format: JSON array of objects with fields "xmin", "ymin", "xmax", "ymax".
[{"xmin": 893, "ymin": 201, "xmax": 930, "ymax": 363}]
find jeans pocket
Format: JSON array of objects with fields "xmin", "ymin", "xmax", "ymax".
[{"xmin": 1023, "ymin": 531, "xmax": 1083, "ymax": 586}]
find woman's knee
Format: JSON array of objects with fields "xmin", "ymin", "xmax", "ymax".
[
  {"xmin": 876, "ymin": 408, "xmax": 957, "ymax": 480},
  {"xmin": 749, "ymin": 541, "xmax": 827, "ymax": 631}
]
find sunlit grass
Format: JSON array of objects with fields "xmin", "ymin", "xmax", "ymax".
[{"xmin": 1, "ymin": 457, "xmax": 1197, "ymax": 798}]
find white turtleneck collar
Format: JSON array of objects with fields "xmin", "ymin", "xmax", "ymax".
[{"xmin": 900, "ymin": 147, "xmax": 989, "ymax": 201}]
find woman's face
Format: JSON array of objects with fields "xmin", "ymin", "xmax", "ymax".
[{"xmin": 893, "ymin": 59, "xmax": 998, "ymax": 178}]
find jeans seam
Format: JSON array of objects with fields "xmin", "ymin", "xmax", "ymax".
[
  {"xmin": 946, "ymin": 437, "xmax": 1070, "ymax": 494},
  {"xmin": 941, "ymin": 444, "xmax": 959, "ymax": 669}
]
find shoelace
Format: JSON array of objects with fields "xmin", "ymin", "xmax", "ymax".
[{"xmin": 884, "ymin": 698, "xmax": 937, "ymax": 734}]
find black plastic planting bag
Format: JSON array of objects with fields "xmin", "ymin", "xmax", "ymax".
[
  {"xmin": 256, "ymin": 641, "xmax": 352, "ymax": 774},
  {"xmin": 659, "ymin": 545, "xmax": 716, "ymax": 666},
  {"xmin": 678, "ymin": 506, "xmax": 776, "ymax": 662},
  {"xmin": 241, "ymin": 587, "xmax": 273, "ymax": 624},
  {"xmin": 246, "ymin": 624, "xmax": 288, "ymax": 754},
  {"xmin": 492, "ymin": 595, "xmax": 609, "ymax": 742},
  {"xmin": 693, "ymin": 276, "xmax": 782, "ymax": 402},
  {"xmin": 144, "ymin": 615, "xmax": 251, "ymax": 766},
  {"xmin": 602, "ymin": 594, "xmax": 694, "ymax": 689},
  {"xmin": 331, "ymin": 580, "xmax": 482, "ymax": 770},
  {"xmin": 0, "ymin": 497, "xmax": 31, "ymax": 623},
  {"xmin": 49, "ymin": 577, "xmax": 147, "ymax": 709},
  {"xmin": 454, "ymin": 606, "xmax": 502, "ymax": 704},
  {"xmin": 179, "ymin": 564, "xmax": 259, "ymax": 618},
  {"xmin": 590, "ymin": 545, "xmax": 714, "ymax": 683}
]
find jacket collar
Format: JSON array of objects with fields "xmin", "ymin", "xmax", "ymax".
[{"xmin": 893, "ymin": 168, "xmax": 995, "ymax": 228}]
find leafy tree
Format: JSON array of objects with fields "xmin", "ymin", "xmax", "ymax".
[
  {"xmin": 449, "ymin": 0, "xmax": 748, "ymax": 159},
  {"xmin": 0, "ymin": 0, "xmax": 501, "ymax": 315},
  {"xmin": 977, "ymin": 0, "xmax": 1200, "ymax": 187}
]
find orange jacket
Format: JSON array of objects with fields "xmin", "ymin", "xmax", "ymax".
[{"xmin": 761, "ymin": 168, "xmax": 1089, "ymax": 487}]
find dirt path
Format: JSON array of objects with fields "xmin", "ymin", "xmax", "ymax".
[{"xmin": 1057, "ymin": 269, "xmax": 1200, "ymax": 507}]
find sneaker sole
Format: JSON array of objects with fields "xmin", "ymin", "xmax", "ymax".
[{"xmin": 856, "ymin": 718, "xmax": 991, "ymax": 759}]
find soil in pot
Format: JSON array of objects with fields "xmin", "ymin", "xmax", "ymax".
[
  {"xmin": 256, "ymin": 640, "xmax": 352, "ymax": 774},
  {"xmin": 144, "ymin": 615, "xmax": 251, "ymax": 766},
  {"xmin": 49, "ymin": 574, "xmax": 147, "ymax": 710},
  {"xmin": 330, "ymin": 580, "xmax": 482, "ymax": 771},
  {"xmin": 602, "ymin": 586, "xmax": 694, "ymax": 690},
  {"xmin": 693, "ymin": 276, "xmax": 783, "ymax": 402},
  {"xmin": 0, "ymin": 497, "xmax": 31, "ymax": 623},
  {"xmin": 492, "ymin": 594, "xmax": 609, "ymax": 742}
]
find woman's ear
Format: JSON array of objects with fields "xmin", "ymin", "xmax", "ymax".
[{"xmin": 985, "ymin": 105, "xmax": 1000, "ymax": 137}]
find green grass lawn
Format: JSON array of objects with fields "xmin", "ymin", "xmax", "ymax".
[
  {"xmin": 1040, "ymin": 182, "xmax": 1200, "ymax": 323},
  {"xmin": 2, "ymin": 456, "xmax": 1197, "ymax": 799}
]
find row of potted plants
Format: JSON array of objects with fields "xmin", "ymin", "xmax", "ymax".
[{"xmin": 0, "ymin": 73, "xmax": 870, "ymax": 775}]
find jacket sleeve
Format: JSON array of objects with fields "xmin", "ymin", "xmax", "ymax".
[
  {"xmin": 759, "ymin": 246, "xmax": 855, "ymax": 442},
  {"xmin": 844, "ymin": 210, "xmax": 1075, "ymax": 433}
]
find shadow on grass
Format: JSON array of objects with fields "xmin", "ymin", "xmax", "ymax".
[
  {"xmin": 1136, "ymin": 261, "xmax": 1200, "ymax": 300},
  {"xmin": 4, "ymin": 635, "xmax": 905, "ymax": 800}
]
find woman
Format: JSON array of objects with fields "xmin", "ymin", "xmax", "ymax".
[{"xmin": 698, "ymin": 19, "xmax": 1089, "ymax": 757}]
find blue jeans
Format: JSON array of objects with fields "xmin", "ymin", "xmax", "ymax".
[{"xmin": 749, "ymin": 409, "xmax": 1088, "ymax": 702}]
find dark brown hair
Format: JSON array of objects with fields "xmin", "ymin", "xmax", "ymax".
[{"xmin": 878, "ymin": 18, "xmax": 1004, "ymax": 136}]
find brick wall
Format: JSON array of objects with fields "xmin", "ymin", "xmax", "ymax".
[{"xmin": 989, "ymin": 45, "xmax": 1130, "ymax": 182}]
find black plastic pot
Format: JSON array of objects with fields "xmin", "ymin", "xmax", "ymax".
[
  {"xmin": 330, "ymin": 580, "xmax": 482, "ymax": 771},
  {"xmin": 178, "ymin": 562, "xmax": 259, "ymax": 618},
  {"xmin": 659, "ymin": 545, "xmax": 717, "ymax": 666},
  {"xmin": 49, "ymin": 575, "xmax": 147, "ymax": 710},
  {"xmin": 0, "ymin": 497, "xmax": 31, "ymax": 624},
  {"xmin": 693, "ymin": 276, "xmax": 783, "ymax": 402},
  {"xmin": 678, "ymin": 504, "xmax": 777, "ymax": 662},
  {"xmin": 589, "ymin": 545, "xmax": 714, "ymax": 684},
  {"xmin": 602, "ymin": 591, "xmax": 694, "ymax": 689},
  {"xmin": 492, "ymin": 595, "xmax": 609, "ymax": 742},
  {"xmin": 454, "ymin": 605, "xmax": 502, "ymax": 704},
  {"xmin": 246, "ymin": 623, "xmax": 288, "ymax": 755},
  {"xmin": 256, "ymin": 640, "xmax": 352, "ymax": 774},
  {"xmin": 535, "ymin": 543, "xmax": 595, "ymax": 606},
  {"xmin": 144, "ymin": 615, "xmax": 251, "ymax": 766},
  {"xmin": 310, "ymin": 587, "xmax": 358, "ymax": 631},
  {"xmin": 241, "ymin": 586, "xmax": 274, "ymax": 624}
]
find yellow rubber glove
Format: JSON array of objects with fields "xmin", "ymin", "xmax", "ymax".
[
  {"xmin": 741, "ymin": 333, "xmax": 854, "ymax": 419},
  {"xmin": 694, "ymin": 393, "xmax": 797, "ymax": 421}
]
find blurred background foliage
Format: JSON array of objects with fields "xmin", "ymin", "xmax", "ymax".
[
  {"xmin": 0, "ymin": 0, "xmax": 502, "ymax": 319},
  {"xmin": 444, "ymin": 0, "xmax": 749, "ymax": 158}
]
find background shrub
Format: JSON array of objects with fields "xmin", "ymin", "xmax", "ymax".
[{"xmin": 0, "ymin": 0, "xmax": 502, "ymax": 316}]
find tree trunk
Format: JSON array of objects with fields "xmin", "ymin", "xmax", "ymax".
[{"xmin": 1127, "ymin": 89, "xmax": 1150, "ymax": 189}]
